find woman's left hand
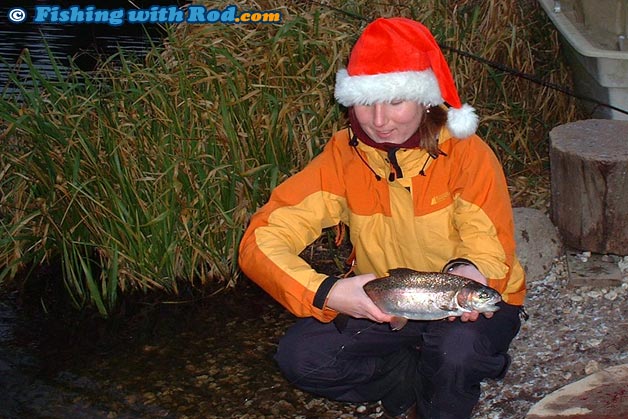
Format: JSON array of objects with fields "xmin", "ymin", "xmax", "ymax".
[{"xmin": 447, "ymin": 264, "xmax": 493, "ymax": 322}]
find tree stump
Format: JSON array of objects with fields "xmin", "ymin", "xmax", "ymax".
[{"xmin": 550, "ymin": 119, "xmax": 628, "ymax": 255}]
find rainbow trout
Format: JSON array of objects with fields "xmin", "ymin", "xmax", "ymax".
[{"xmin": 363, "ymin": 267, "xmax": 502, "ymax": 330}]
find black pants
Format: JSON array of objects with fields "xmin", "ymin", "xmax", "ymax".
[{"xmin": 274, "ymin": 302, "xmax": 521, "ymax": 419}]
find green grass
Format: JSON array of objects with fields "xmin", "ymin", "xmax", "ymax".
[{"xmin": 0, "ymin": 0, "xmax": 583, "ymax": 315}]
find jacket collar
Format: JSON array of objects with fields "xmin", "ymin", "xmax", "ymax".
[
  {"xmin": 349, "ymin": 127, "xmax": 451, "ymax": 181},
  {"xmin": 354, "ymin": 137, "xmax": 430, "ymax": 181},
  {"xmin": 348, "ymin": 107, "xmax": 423, "ymax": 152}
]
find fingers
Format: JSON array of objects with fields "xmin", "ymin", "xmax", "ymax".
[
  {"xmin": 354, "ymin": 272, "xmax": 377, "ymax": 285},
  {"xmin": 366, "ymin": 299, "xmax": 394, "ymax": 323},
  {"xmin": 460, "ymin": 312, "xmax": 479, "ymax": 322},
  {"xmin": 449, "ymin": 264, "xmax": 487, "ymax": 285},
  {"xmin": 327, "ymin": 274, "xmax": 393, "ymax": 323},
  {"xmin": 450, "ymin": 310, "xmax": 493, "ymax": 322}
]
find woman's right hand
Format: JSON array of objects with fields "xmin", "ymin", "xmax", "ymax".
[{"xmin": 325, "ymin": 274, "xmax": 393, "ymax": 323}]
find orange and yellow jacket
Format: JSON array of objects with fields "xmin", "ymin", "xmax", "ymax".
[{"xmin": 239, "ymin": 127, "xmax": 526, "ymax": 322}]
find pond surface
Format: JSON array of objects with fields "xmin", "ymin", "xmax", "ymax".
[
  {"xmin": 0, "ymin": 0, "xmax": 187, "ymax": 94},
  {"xmin": 0, "ymin": 232, "xmax": 357, "ymax": 418},
  {"xmin": 0, "ymin": 280, "xmax": 368, "ymax": 419}
]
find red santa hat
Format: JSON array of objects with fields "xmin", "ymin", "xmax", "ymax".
[{"xmin": 334, "ymin": 17, "xmax": 478, "ymax": 139}]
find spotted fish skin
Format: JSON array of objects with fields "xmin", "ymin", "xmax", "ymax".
[{"xmin": 363, "ymin": 267, "xmax": 502, "ymax": 329}]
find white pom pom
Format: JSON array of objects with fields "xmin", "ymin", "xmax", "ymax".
[{"xmin": 447, "ymin": 103, "xmax": 478, "ymax": 139}]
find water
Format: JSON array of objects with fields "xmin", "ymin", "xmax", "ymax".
[
  {"xmin": 0, "ymin": 2, "xmax": 233, "ymax": 417},
  {"xmin": 0, "ymin": 0, "xmax": 187, "ymax": 94},
  {"xmin": 0, "ymin": 279, "xmax": 352, "ymax": 418}
]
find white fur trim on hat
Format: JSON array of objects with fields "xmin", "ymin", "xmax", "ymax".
[
  {"xmin": 447, "ymin": 103, "xmax": 478, "ymax": 139},
  {"xmin": 334, "ymin": 69, "xmax": 443, "ymax": 107}
]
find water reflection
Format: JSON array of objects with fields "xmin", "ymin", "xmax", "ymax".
[{"xmin": 0, "ymin": 0, "xmax": 189, "ymax": 93}]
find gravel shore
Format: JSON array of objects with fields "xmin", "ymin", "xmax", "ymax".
[
  {"xmin": 472, "ymin": 254, "xmax": 628, "ymax": 419},
  {"xmin": 1, "ymin": 253, "xmax": 627, "ymax": 419},
  {"xmin": 200, "ymin": 253, "xmax": 628, "ymax": 419}
]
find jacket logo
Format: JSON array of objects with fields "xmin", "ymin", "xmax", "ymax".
[{"xmin": 430, "ymin": 192, "xmax": 451, "ymax": 205}]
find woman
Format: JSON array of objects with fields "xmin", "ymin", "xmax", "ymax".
[{"xmin": 239, "ymin": 17, "xmax": 526, "ymax": 419}]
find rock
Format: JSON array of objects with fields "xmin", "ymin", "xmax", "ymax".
[
  {"xmin": 513, "ymin": 207, "xmax": 563, "ymax": 282},
  {"xmin": 526, "ymin": 364, "xmax": 628, "ymax": 419}
]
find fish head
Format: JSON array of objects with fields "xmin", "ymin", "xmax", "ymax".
[{"xmin": 457, "ymin": 282, "xmax": 502, "ymax": 313}]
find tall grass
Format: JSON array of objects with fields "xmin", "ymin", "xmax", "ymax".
[{"xmin": 0, "ymin": 0, "xmax": 582, "ymax": 315}]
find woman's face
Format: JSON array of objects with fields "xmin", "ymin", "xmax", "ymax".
[{"xmin": 353, "ymin": 101, "xmax": 425, "ymax": 145}]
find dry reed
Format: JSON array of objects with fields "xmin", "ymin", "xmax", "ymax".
[{"xmin": 0, "ymin": 0, "xmax": 584, "ymax": 314}]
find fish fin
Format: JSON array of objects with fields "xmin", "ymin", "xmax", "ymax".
[
  {"xmin": 387, "ymin": 268, "xmax": 413, "ymax": 277},
  {"xmin": 390, "ymin": 316, "xmax": 408, "ymax": 331},
  {"xmin": 333, "ymin": 314, "xmax": 350, "ymax": 333},
  {"xmin": 439, "ymin": 304, "xmax": 458, "ymax": 312}
]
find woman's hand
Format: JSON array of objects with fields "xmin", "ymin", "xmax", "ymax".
[
  {"xmin": 325, "ymin": 274, "xmax": 393, "ymax": 323},
  {"xmin": 450, "ymin": 263, "xmax": 487, "ymax": 285},
  {"xmin": 448, "ymin": 264, "xmax": 494, "ymax": 322}
]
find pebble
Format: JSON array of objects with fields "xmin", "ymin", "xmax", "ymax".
[
  {"xmin": 587, "ymin": 338, "xmax": 602, "ymax": 348},
  {"xmin": 605, "ymin": 290, "xmax": 619, "ymax": 300},
  {"xmin": 577, "ymin": 251, "xmax": 591, "ymax": 262},
  {"xmin": 585, "ymin": 360, "xmax": 600, "ymax": 375},
  {"xmin": 587, "ymin": 290, "xmax": 602, "ymax": 298}
]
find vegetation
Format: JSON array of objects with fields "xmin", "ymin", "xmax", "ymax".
[{"xmin": 0, "ymin": 0, "xmax": 583, "ymax": 315}]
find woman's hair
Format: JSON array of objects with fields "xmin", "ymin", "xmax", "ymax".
[{"xmin": 418, "ymin": 105, "xmax": 448, "ymax": 156}]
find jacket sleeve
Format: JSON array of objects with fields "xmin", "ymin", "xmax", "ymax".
[
  {"xmin": 238, "ymin": 135, "xmax": 348, "ymax": 322},
  {"xmin": 446, "ymin": 135, "xmax": 519, "ymax": 288}
]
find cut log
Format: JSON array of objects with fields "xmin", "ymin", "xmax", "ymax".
[{"xmin": 549, "ymin": 119, "xmax": 628, "ymax": 255}]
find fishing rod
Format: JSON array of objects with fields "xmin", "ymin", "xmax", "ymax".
[
  {"xmin": 440, "ymin": 43, "xmax": 628, "ymax": 117},
  {"xmin": 307, "ymin": 0, "xmax": 628, "ymax": 116}
]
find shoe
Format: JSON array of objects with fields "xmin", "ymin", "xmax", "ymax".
[{"xmin": 382, "ymin": 403, "xmax": 418, "ymax": 419}]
